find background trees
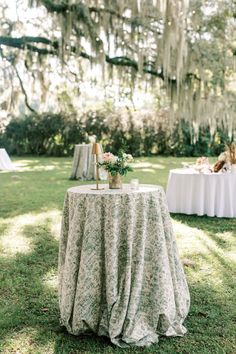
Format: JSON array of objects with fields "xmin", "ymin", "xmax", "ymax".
[{"xmin": 0, "ymin": 0, "xmax": 236, "ymax": 149}]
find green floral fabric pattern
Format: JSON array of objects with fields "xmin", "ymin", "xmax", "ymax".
[{"xmin": 59, "ymin": 185, "xmax": 190, "ymax": 347}]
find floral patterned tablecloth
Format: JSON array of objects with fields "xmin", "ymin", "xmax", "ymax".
[{"xmin": 59, "ymin": 184, "xmax": 190, "ymax": 347}]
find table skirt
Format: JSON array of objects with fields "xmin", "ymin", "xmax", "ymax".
[
  {"xmin": 59, "ymin": 185, "xmax": 190, "ymax": 347},
  {"xmin": 167, "ymin": 169, "xmax": 236, "ymax": 217}
]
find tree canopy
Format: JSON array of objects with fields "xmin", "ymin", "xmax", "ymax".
[{"xmin": 0, "ymin": 0, "xmax": 236, "ymax": 136}]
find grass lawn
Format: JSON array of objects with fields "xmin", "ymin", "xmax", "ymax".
[{"xmin": 0, "ymin": 156, "xmax": 235, "ymax": 354}]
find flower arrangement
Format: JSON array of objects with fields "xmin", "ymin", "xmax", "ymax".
[
  {"xmin": 194, "ymin": 156, "xmax": 211, "ymax": 173},
  {"xmin": 196, "ymin": 156, "xmax": 209, "ymax": 166},
  {"xmin": 225, "ymin": 142, "xmax": 236, "ymax": 165},
  {"xmin": 99, "ymin": 150, "xmax": 133, "ymax": 176}
]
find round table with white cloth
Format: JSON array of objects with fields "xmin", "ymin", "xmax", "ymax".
[
  {"xmin": 0, "ymin": 148, "xmax": 14, "ymax": 170},
  {"xmin": 166, "ymin": 168, "xmax": 236, "ymax": 218},
  {"xmin": 59, "ymin": 184, "xmax": 190, "ymax": 347},
  {"xmin": 70, "ymin": 144, "xmax": 95, "ymax": 180},
  {"xmin": 70, "ymin": 143, "xmax": 106, "ymax": 180}
]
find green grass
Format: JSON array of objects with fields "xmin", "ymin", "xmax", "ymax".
[{"xmin": 0, "ymin": 156, "xmax": 235, "ymax": 354}]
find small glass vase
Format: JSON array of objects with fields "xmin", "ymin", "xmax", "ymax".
[{"xmin": 108, "ymin": 173, "xmax": 122, "ymax": 189}]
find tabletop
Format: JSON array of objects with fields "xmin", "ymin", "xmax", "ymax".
[
  {"xmin": 67, "ymin": 183, "xmax": 161, "ymax": 195},
  {"xmin": 59, "ymin": 183, "xmax": 190, "ymax": 347},
  {"xmin": 169, "ymin": 168, "xmax": 235, "ymax": 176}
]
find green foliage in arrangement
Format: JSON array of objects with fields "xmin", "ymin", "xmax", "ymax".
[
  {"xmin": 98, "ymin": 150, "xmax": 133, "ymax": 176},
  {"xmin": 0, "ymin": 110, "xmax": 232, "ymax": 157}
]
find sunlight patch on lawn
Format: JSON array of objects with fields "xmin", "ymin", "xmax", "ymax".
[
  {"xmin": 43, "ymin": 270, "xmax": 58, "ymax": 290},
  {"xmin": 14, "ymin": 163, "xmax": 56, "ymax": 172},
  {"xmin": 0, "ymin": 210, "xmax": 61, "ymax": 257},
  {"xmin": 2, "ymin": 327, "xmax": 54, "ymax": 354},
  {"xmin": 214, "ymin": 231, "xmax": 235, "ymax": 247},
  {"xmin": 173, "ymin": 220, "xmax": 209, "ymax": 255},
  {"xmin": 14, "ymin": 159, "xmax": 40, "ymax": 167},
  {"xmin": 132, "ymin": 162, "xmax": 165, "ymax": 169},
  {"xmin": 13, "ymin": 158, "xmax": 72, "ymax": 173},
  {"xmin": 139, "ymin": 168, "xmax": 156, "ymax": 173},
  {"xmin": 49, "ymin": 215, "xmax": 61, "ymax": 241},
  {"xmin": 227, "ymin": 251, "xmax": 236, "ymax": 263},
  {"xmin": 173, "ymin": 219, "xmax": 235, "ymax": 285},
  {"xmin": 1, "ymin": 232, "xmax": 31, "ymax": 257}
]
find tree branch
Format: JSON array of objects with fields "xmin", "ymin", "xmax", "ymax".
[
  {"xmin": 88, "ymin": 6, "xmax": 161, "ymax": 34},
  {"xmin": 0, "ymin": 35, "xmax": 58, "ymax": 52},
  {"xmin": 0, "ymin": 35, "xmax": 201, "ymax": 84},
  {"xmin": 39, "ymin": 1, "xmax": 103, "ymax": 47},
  {"xmin": 14, "ymin": 65, "xmax": 37, "ymax": 113},
  {"xmin": 0, "ymin": 35, "xmax": 165, "ymax": 78},
  {"xmin": 39, "ymin": 0, "xmax": 161, "ymax": 34},
  {"xmin": 0, "ymin": 46, "xmax": 37, "ymax": 113}
]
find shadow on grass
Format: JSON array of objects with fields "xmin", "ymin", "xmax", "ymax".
[
  {"xmin": 0, "ymin": 213, "xmax": 235, "ymax": 354},
  {"xmin": 0, "ymin": 217, "xmax": 119, "ymax": 353}
]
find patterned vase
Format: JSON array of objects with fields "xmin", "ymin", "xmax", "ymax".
[
  {"xmin": 231, "ymin": 164, "xmax": 236, "ymax": 174},
  {"xmin": 108, "ymin": 173, "xmax": 122, "ymax": 189}
]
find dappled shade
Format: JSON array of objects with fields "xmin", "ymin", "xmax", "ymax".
[{"xmin": 0, "ymin": 157, "xmax": 235, "ymax": 352}]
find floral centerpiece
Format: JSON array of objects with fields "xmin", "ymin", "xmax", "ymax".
[
  {"xmin": 98, "ymin": 150, "xmax": 133, "ymax": 189},
  {"xmin": 193, "ymin": 156, "xmax": 212, "ymax": 173}
]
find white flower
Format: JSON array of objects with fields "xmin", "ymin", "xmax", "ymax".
[
  {"xmin": 103, "ymin": 152, "xmax": 118, "ymax": 164},
  {"xmin": 126, "ymin": 154, "xmax": 133, "ymax": 162}
]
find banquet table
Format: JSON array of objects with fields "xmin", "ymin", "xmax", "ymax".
[
  {"xmin": 166, "ymin": 168, "xmax": 236, "ymax": 218},
  {"xmin": 70, "ymin": 143, "xmax": 106, "ymax": 180},
  {"xmin": 0, "ymin": 148, "xmax": 14, "ymax": 170},
  {"xmin": 59, "ymin": 184, "xmax": 190, "ymax": 347}
]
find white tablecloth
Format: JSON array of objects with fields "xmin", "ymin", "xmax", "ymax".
[
  {"xmin": 0, "ymin": 149, "xmax": 14, "ymax": 170},
  {"xmin": 59, "ymin": 184, "xmax": 190, "ymax": 347},
  {"xmin": 70, "ymin": 144, "xmax": 106, "ymax": 180},
  {"xmin": 166, "ymin": 168, "xmax": 236, "ymax": 217}
]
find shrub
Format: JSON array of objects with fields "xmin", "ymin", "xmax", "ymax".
[
  {"xmin": 2, "ymin": 113, "xmax": 85, "ymax": 156},
  {"xmin": 0, "ymin": 109, "xmax": 233, "ymax": 157}
]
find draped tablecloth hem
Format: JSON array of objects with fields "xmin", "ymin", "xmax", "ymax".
[
  {"xmin": 59, "ymin": 311, "xmax": 188, "ymax": 347},
  {"xmin": 169, "ymin": 210, "xmax": 234, "ymax": 218},
  {"xmin": 0, "ymin": 148, "xmax": 14, "ymax": 170}
]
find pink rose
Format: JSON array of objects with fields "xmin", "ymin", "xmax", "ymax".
[{"xmin": 103, "ymin": 152, "xmax": 116, "ymax": 163}]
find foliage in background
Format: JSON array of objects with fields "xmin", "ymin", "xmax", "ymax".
[
  {"xmin": 0, "ymin": 113, "xmax": 84, "ymax": 156},
  {"xmin": 0, "ymin": 109, "xmax": 232, "ymax": 157}
]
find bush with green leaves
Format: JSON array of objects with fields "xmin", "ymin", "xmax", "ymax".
[
  {"xmin": 0, "ymin": 109, "xmax": 232, "ymax": 157},
  {"xmin": 2, "ymin": 113, "xmax": 85, "ymax": 156}
]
